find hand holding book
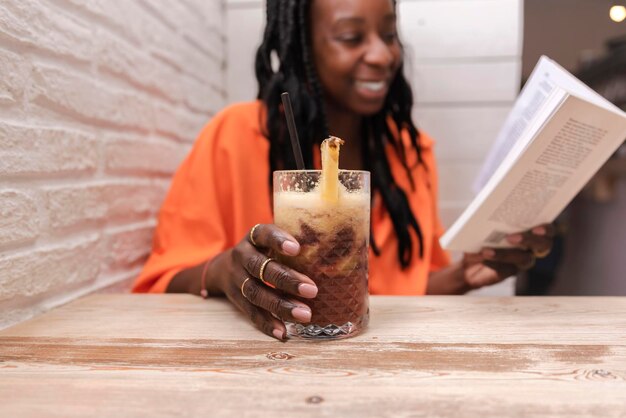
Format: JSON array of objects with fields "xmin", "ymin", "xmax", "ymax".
[
  {"xmin": 441, "ymin": 56, "xmax": 626, "ymax": 253},
  {"xmin": 458, "ymin": 223, "xmax": 555, "ymax": 290}
]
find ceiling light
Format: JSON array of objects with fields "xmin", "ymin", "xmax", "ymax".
[{"xmin": 610, "ymin": 5, "xmax": 626, "ymax": 22}]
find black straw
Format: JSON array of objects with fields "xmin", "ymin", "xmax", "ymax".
[{"xmin": 280, "ymin": 92, "xmax": 306, "ymax": 170}]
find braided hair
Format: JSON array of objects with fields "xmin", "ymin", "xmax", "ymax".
[{"xmin": 255, "ymin": 0, "xmax": 424, "ymax": 268}]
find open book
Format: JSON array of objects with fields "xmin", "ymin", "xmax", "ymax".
[{"xmin": 440, "ymin": 56, "xmax": 626, "ymax": 252}]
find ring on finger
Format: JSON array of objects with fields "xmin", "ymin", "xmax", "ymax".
[
  {"xmin": 240, "ymin": 277, "xmax": 251, "ymax": 299},
  {"xmin": 533, "ymin": 248, "xmax": 550, "ymax": 258},
  {"xmin": 249, "ymin": 224, "xmax": 261, "ymax": 247},
  {"xmin": 259, "ymin": 257, "xmax": 274, "ymax": 284}
]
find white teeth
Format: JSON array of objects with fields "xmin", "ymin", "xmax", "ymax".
[{"xmin": 356, "ymin": 81, "xmax": 385, "ymax": 92}]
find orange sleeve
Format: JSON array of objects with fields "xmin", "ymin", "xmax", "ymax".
[{"xmin": 133, "ymin": 109, "xmax": 240, "ymax": 293}]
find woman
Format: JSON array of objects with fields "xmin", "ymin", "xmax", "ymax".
[{"xmin": 133, "ymin": 0, "xmax": 553, "ymax": 340}]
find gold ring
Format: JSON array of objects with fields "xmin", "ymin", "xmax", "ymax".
[
  {"xmin": 533, "ymin": 248, "xmax": 551, "ymax": 259},
  {"xmin": 259, "ymin": 257, "xmax": 274, "ymax": 284},
  {"xmin": 240, "ymin": 277, "xmax": 251, "ymax": 299},
  {"xmin": 249, "ymin": 224, "xmax": 261, "ymax": 247}
]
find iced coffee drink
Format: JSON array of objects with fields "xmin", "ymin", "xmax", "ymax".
[{"xmin": 273, "ymin": 137, "xmax": 370, "ymax": 339}]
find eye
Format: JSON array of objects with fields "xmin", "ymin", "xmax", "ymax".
[
  {"xmin": 382, "ymin": 31, "xmax": 398, "ymax": 43},
  {"xmin": 336, "ymin": 33, "xmax": 364, "ymax": 45}
]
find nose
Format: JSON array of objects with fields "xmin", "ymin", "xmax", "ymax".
[{"xmin": 363, "ymin": 34, "xmax": 395, "ymax": 68}]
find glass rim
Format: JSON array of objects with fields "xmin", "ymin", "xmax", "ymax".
[{"xmin": 273, "ymin": 169, "xmax": 370, "ymax": 175}]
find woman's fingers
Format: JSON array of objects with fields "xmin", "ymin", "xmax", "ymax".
[
  {"xmin": 481, "ymin": 260, "xmax": 520, "ymax": 280},
  {"xmin": 249, "ymin": 223, "xmax": 300, "ymax": 256},
  {"xmin": 224, "ymin": 223, "xmax": 321, "ymax": 341},
  {"xmin": 481, "ymin": 248, "xmax": 536, "ymax": 270},
  {"xmin": 505, "ymin": 223, "xmax": 555, "ymax": 257},
  {"xmin": 224, "ymin": 223, "xmax": 319, "ymax": 341},
  {"xmin": 238, "ymin": 224, "xmax": 318, "ymax": 298},
  {"xmin": 225, "ymin": 277, "xmax": 287, "ymax": 341},
  {"xmin": 238, "ymin": 294, "xmax": 287, "ymax": 340},
  {"xmin": 479, "ymin": 225, "xmax": 551, "ymax": 279},
  {"xmin": 241, "ymin": 276, "xmax": 312, "ymax": 323},
  {"xmin": 243, "ymin": 254, "xmax": 317, "ymax": 298},
  {"xmin": 464, "ymin": 262, "xmax": 508, "ymax": 288}
]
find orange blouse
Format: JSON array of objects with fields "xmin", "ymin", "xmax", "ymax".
[{"xmin": 133, "ymin": 101, "xmax": 450, "ymax": 295}]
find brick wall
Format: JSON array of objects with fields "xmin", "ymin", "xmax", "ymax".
[{"xmin": 0, "ymin": 0, "xmax": 225, "ymax": 329}]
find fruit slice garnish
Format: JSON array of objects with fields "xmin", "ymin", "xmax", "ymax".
[{"xmin": 320, "ymin": 136, "xmax": 344, "ymax": 203}]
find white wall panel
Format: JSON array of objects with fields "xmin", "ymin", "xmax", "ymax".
[
  {"xmin": 398, "ymin": 0, "xmax": 522, "ymax": 59},
  {"xmin": 437, "ymin": 161, "xmax": 483, "ymax": 202},
  {"xmin": 416, "ymin": 106, "xmax": 511, "ymax": 161},
  {"xmin": 409, "ymin": 60, "xmax": 521, "ymax": 104},
  {"xmin": 439, "ymin": 202, "xmax": 469, "ymax": 229}
]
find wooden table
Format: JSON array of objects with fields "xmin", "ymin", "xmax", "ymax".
[{"xmin": 1, "ymin": 295, "xmax": 625, "ymax": 417}]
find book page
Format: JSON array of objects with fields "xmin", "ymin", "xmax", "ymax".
[
  {"xmin": 473, "ymin": 56, "xmax": 557, "ymax": 192},
  {"xmin": 473, "ymin": 55, "xmax": 625, "ymax": 192},
  {"xmin": 441, "ymin": 89, "xmax": 566, "ymax": 250},
  {"xmin": 441, "ymin": 95, "xmax": 626, "ymax": 252}
]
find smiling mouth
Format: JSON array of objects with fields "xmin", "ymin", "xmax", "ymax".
[{"xmin": 355, "ymin": 80, "xmax": 386, "ymax": 93}]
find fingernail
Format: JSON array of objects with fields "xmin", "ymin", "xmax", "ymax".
[
  {"xmin": 272, "ymin": 329, "xmax": 285, "ymax": 340},
  {"xmin": 507, "ymin": 234, "xmax": 523, "ymax": 244},
  {"xmin": 532, "ymin": 226, "xmax": 546, "ymax": 236},
  {"xmin": 282, "ymin": 240, "xmax": 300, "ymax": 255},
  {"xmin": 482, "ymin": 249, "xmax": 495, "ymax": 258},
  {"xmin": 292, "ymin": 307, "xmax": 312, "ymax": 322},
  {"xmin": 298, "ymin": 283, "xmax": 318, "ymax": 298}
]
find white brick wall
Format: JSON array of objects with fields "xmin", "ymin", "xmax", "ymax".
[{"xmin": 0, "ymin": 0, "xmax": 226, "ymax": 329}]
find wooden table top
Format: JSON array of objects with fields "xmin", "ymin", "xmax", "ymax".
[{"xmin": 1, "ymin": 295, "xmax": 625, "ymax": 417}]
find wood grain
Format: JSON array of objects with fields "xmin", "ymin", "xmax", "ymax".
[{"xmin": 1, "ymin": 295, "xmax": 625, "ymax": 417}]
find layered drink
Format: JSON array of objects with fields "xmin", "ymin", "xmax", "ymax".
[{"xmin": 273, "ymin": 138, "xmax": 370, "ymax": 339}]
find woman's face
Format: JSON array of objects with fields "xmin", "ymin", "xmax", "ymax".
[{"xmin": 310, "ymin": 0, "xmax": 402, "ymax": 116}]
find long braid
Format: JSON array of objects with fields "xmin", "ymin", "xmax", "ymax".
[
  {"xmin": 369, "ymin": 109, "xmax": 424, "ymax": 265},
  {"xmin": 255, "ymin": 0, "xmax": 279, "ymax": 96},
  {"xmin": 298, "ymin": 0, "xmax": 329, "ymax": 141},
  {"xmin": 255, "ymin": 0, "xmax": 425, "ymax": 268}
]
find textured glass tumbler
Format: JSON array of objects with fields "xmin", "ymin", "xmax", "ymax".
[{"xmin": 273, "ymin": 170, "xmax": 370, "ymax": 340}]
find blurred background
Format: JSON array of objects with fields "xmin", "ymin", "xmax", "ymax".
[{"xmin": 0, "ymin": 0, "xmax": 624, "ymax": 329}]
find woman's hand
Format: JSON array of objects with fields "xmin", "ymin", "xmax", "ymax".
[
  {"xmin": 216, "ymin": 224, "xmax": 318, "ymax": 341},
  {"xmin": 462, "ymin": 223, "xmax": 555, "ymax": 290}
]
